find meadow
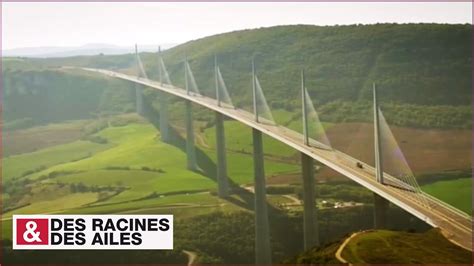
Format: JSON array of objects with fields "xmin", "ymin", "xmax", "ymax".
[
  {"xmin": 2, "ymin": 119, "xmax": 299, "ymax": 224},
  {"xmin": 422, "ymin": 177, "xmax": 472, "ymax": 214},
  {"xmin": 3, "ymin": 140, "xmax": 111, "ymax": 181},
  {"xmin": 3, "ymin": 119, "xmax": 89, "ymax": 156},
  {"xmin": 323, "ymin": 122, "xmax": 472, "ymax": 178}
]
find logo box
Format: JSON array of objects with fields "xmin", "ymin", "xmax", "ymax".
[
  {"xmin": 15, "ymin": 218, "xmax": 49, "ymax": 245},
  {"xmin": 13, "ymin": 215, "xmax": 173, "ymax": 250}
]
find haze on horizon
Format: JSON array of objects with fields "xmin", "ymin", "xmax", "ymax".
[{"xmin": 2, "ymin": 2, "xmax": 471, "ymax": 50}]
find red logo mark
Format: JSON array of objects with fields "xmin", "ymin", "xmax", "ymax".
[{"xmin": 16, "ymin": 219, "xmax": 49, "ymax": 245}]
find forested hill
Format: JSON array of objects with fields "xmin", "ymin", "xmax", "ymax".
[
  {"xmin": 3, "ymin": 24, "xmax": 472, "ymax": 129},
  {"xmin": 157, "ymin": 23, "xmax": 472, "ymax": 107}
]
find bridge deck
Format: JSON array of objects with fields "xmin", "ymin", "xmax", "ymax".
[{"xmin": 79, "ymin": 67, "xmax": 472, "ymax": 251}]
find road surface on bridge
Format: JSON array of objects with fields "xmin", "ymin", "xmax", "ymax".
[{"xmin": 77, "ymin": 67, "xmax": 472, "ymax": 251}]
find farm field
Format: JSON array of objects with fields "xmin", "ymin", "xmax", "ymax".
[
  {"xmin": 323, "ymin": 122, "xmax": 471, "ymax": 179},
  {"xmin": 55, "ymin": 169, "xmax": 214, "ymax": 204},
  {"xmin": 2, "ymin": 120, "xmax": 299, "ymax": 225},
  {"xmin": 203, "ymin": 120, "xmax": 297, "ymax": 158},
  {"xmin": 1, "ymin": 192, "xmax": 246, "ymax": 240},
  {"xmin": 3, "ymin": 119, "xmax": 89, "ymax": 156},
  {"xmin": 21, "ymin": 122, "xmax": 300, "ymax": 186},
  {"xmin": 3, "ymin": 140, "xmax": 112, "ymax": 181},
  {"xmin": 421, "ymin": 177, "xmax": 472, "ymax": 214},
  {"xmin": 3, "ymin": 192, "xmax": 99, "ymax": 219},
  {"xmin": 205, "ymin": 148, "xmax": 299, "ymax": 184}
]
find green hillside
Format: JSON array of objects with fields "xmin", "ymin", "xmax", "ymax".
[
  {"xmin": 285, "ymin": 229, "xmax": 472, "ymax": 264},
  {"xmin": 156, "ymin": 24, "xmax": 471, "ymax": 106},
  {"xmin": 2, "ymin": 67, "xmax": 135, "ymax": 129},
  {"xmin": 3, "ymin": 24, "xmax": 471, "ymax": 130},
  {"xmin": 2, "ymin": 120, "xmax": 297, "ymax": 215},
  {"xmin": 422, "ymin": 177, "xmax": 472, "ymax": 214},
  {"xmin": 340, "ymin": 229, "xmax": 472, "ymax": 264}
]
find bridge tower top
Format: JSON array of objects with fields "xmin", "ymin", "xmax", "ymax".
[
  {"xmin": 184, "ymin": 54, "xmax": 189, "ymax": 95},
  {"xmin": 301, "ymin": 70, "xmax": 310, "ymax": 146},
  {"xmin": 158, "ymin": 46, "xmax": 163, "ymax": 85},
  {"xmin": 252, "ymin": 58, "xmax": 259, "ymax": 122},
  {"xmin": 373, "ymin": 83, "xmax": 384, "ymax": 184},
  {"xmin": 134, "ymin": 44, "xmax": 139, "ymax": 77},
  {"xmin": 215, "ymin": 55, "xmax": 221, "ymax": 106}
]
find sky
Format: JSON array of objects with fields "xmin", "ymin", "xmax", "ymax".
[{"xmin": 2, "ymin": 2, "xmax": 472, "ymax": 50}]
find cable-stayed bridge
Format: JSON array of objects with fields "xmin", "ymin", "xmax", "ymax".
[{"xmin": 68, "ymin": 46, "xmax": 472, "ymax": 262}]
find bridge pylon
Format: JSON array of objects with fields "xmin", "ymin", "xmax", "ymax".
[
  {"xmin": 184, "ymin": 53, "xmax": 197, "ymax": 170},
  {"xmin": 373, "ymin": 83, "xmax": 384, "ymax": 184},
  {"xmin": 252, "ymin": 58, "xmax": 259, "ymax": 122},
  {"xmin": 184, "ymin": 54, "xmax": 190, "ymax": 95},
  {"xmin": 373, "ymin": 83, "xmax": 389, "ymax": 229},
  {"xmin": 301, "ymin": 70, "xmax": 310, "ymax": 145},
  {"xmin": 373, "ymin": 193, "xmax": 388, "ymax": 229},
  {"xmin": 215, "ymin": 112, "xmax": 229, "ymax": 197},
  {"xmin": 158, "ymin": 46, "xmax": 163, "ymax": 85},
  {"xmin": 215, "ymin": 55, "xmax": 221, "ymax": 107},
  {"xmin": 157, "ymin": 47, "xmax": 170, "ymax": 142},
  {"xmin": 301, "ymin": 153, "xmax": 319, "ymax": 249},
  {"xmin": 252, "ymin": 128, "xmax": 271, "ymax": 264},
  {"xmin": 134, "ymin": 44, "xmax": 144, "ymax": 115},
  {"xmin": 185, "ymin": 101, "xmax": 198, "ymax": 171}
]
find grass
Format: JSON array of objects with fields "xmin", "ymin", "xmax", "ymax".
[
  {"xmin": 56, "ymin": 169, "xmax": 214, "ymax": 204},
  {"xmin": 4, "ymin": 120, "xmax": 300, "ymax": 216},
  {"xmin": 1, "ymin": 193, "xmax": 242, "ymax": 240},
  {"xmin": 422, "ymin": 177, "xmax": 472, "ymax": 214},
  {"xmin": 23, "ymin": 124, "xmax": 216, "ymax": 202},
  {"xmin": 198, "ymin": 117, "xmax": 301, "ymax": 184},
  {"xmin": 206, "ymin": 148, "xmax": 299, "ymax": 184},
  {"xmin": 272, "ymin": 109, "xmax": 296, "ymax": 126},
  {"xmin": 284, "ymin": 240, "xmax": 342, "ymax": 264},
  {"xmin": 341, "ymin": 229, "xmax": 472, "ymax": 264},
  {"xmin": 62, "ymin": 193, "xmax": 220, "ymax": 214},
  {"xmin": 203, "ymin": 120, "xmax": 297, "ymax": 158},
  {"xmin": 3, "ymin": 192, "xmax": 99, "ymax": 219},
  {"xmin": 3, "ymin": 140, "xmax": 111, "ymax": 181},
  {"xmin": 25, "ymin": 124, "xmax": 200, "ymax": 177},
  {"xmin": 266, "ymin": 195, "xmax": 295, "ymax": 206}
]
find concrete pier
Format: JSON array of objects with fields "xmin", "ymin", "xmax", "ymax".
[
  {"xmin": 215, "ymin": 112, "xmax": 229, "ymax": 197},
  {"xmin": 159, "ymin": 93, "xmax": 170, "ymax": 142},
  {"xmin": 252, "ymin": 128, "xmax": 271, "ymax": 264},
  {"xmin": 373, "ymin": 193, "xmax": 389, "ymax": 229},
  {"xmin": 301, "ymin": 153, "xmax": 319, "ymax": 249},
  {"xmin": 185, "ymin": 101, "xmax": 197, "ymax": 171},
  {"xmin": 135, "ymin": 85, "xmax": 144, "ymax": 115}
]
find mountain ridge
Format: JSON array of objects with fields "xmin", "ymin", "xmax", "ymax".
[{"xmin": 2, "ymin": 43, "xmax": 176, "ymax": 58}]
